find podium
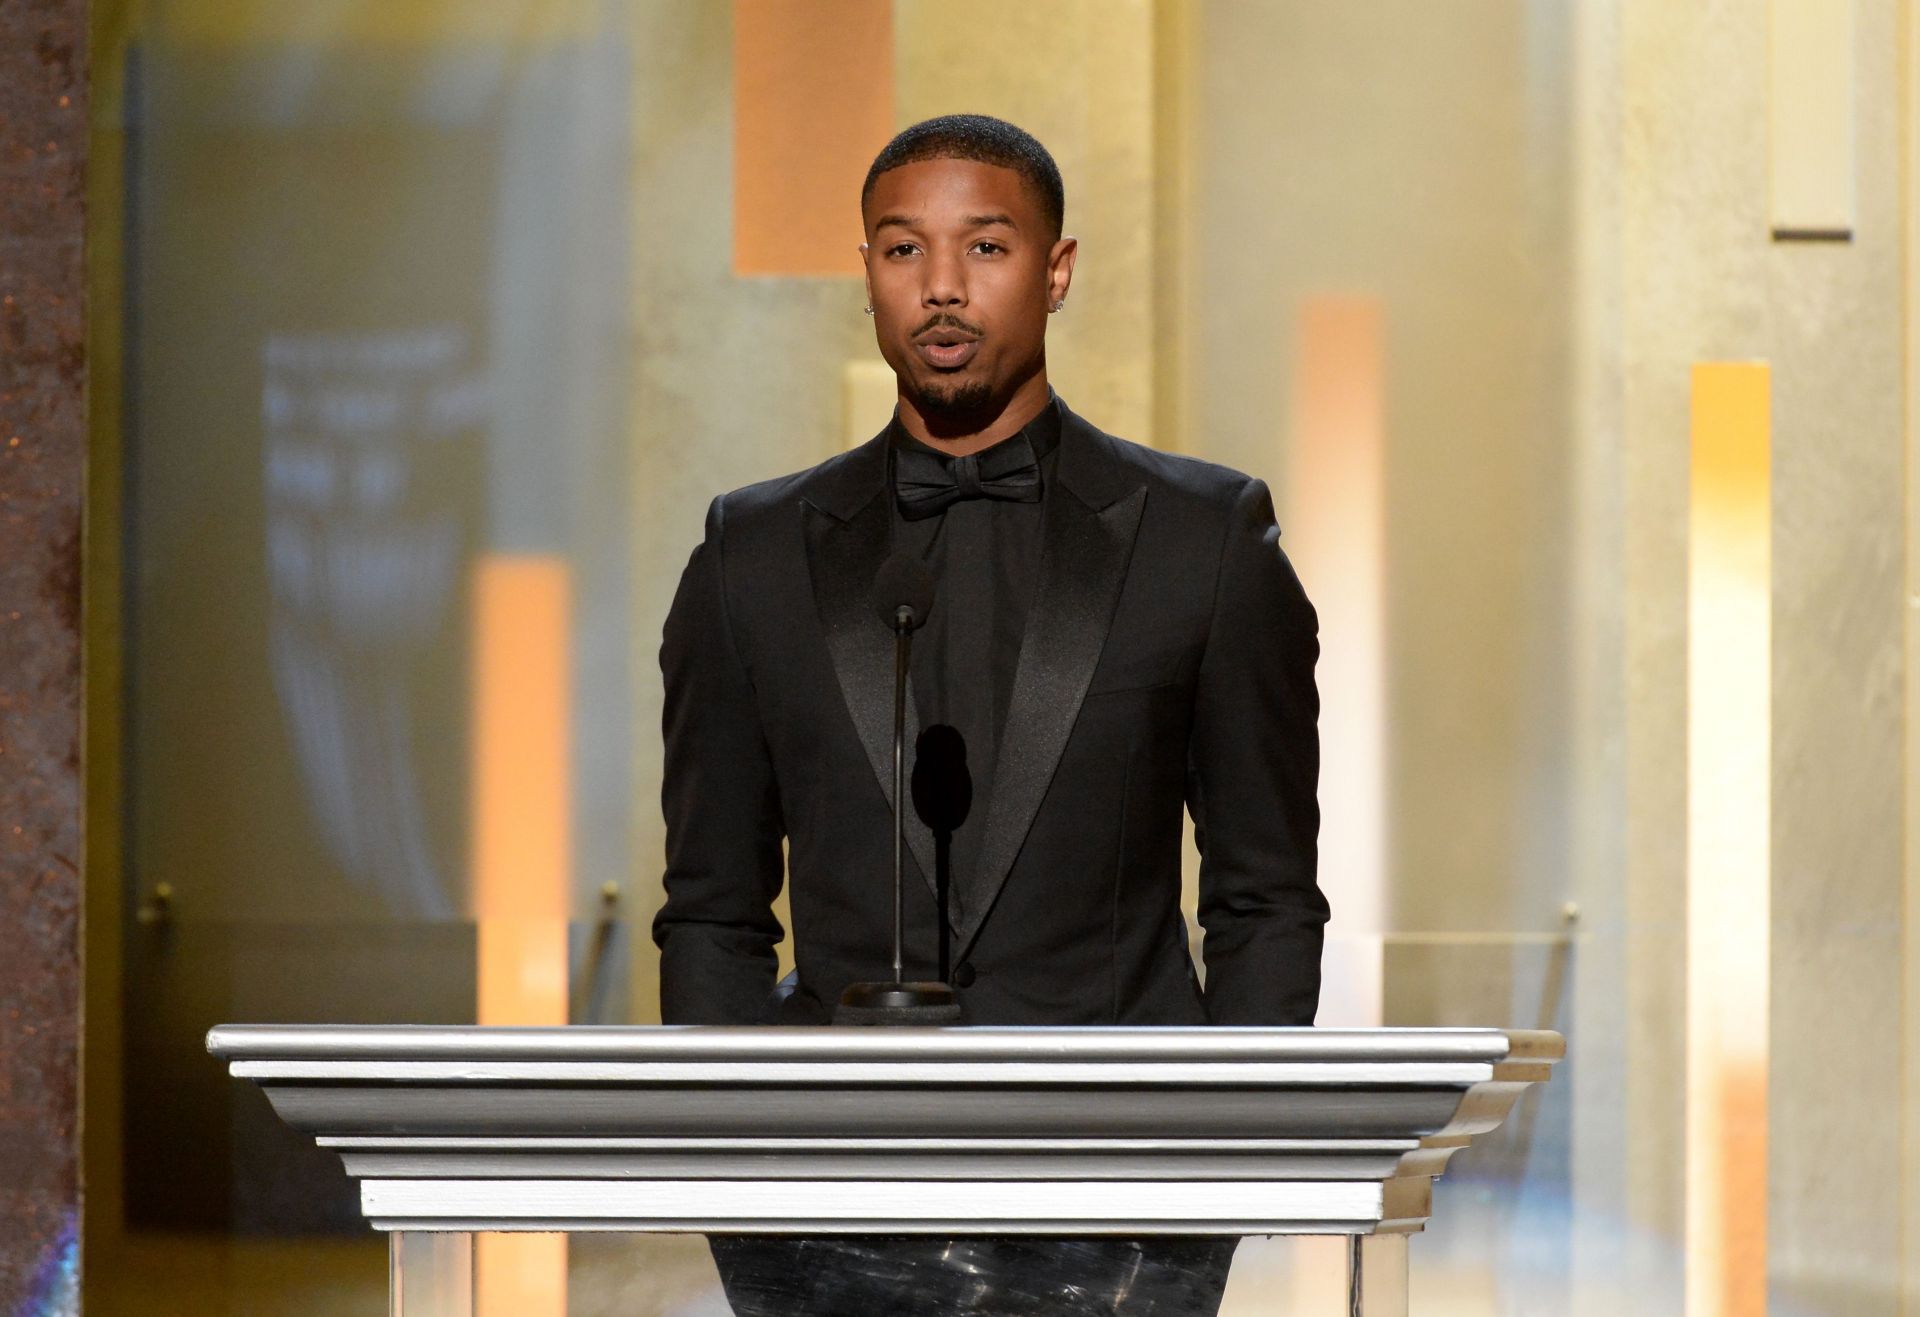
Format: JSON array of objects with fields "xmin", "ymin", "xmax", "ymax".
[{"xmin": 208, "ymin": 1025, "xmax": 1561, "ymax": 1315}]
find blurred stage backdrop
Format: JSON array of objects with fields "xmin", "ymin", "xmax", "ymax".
[{"xmin": 79, "ymin": 1, "xmax": 1914, "ymax": 1314}]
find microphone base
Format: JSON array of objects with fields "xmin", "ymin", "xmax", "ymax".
[{"xmin": 834, "ymin": 981, "xmax": 961, "ymax": 1027}]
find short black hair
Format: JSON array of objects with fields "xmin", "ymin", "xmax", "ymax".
[{"xmin": 862, "ymin": 114, "xmax": 1065, "ymax": 238}]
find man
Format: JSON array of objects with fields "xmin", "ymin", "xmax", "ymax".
[{"xmin": 654, "ymin": 115, "xmax": 1325, "ymax": 1315}]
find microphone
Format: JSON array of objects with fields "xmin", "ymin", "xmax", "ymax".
[
  {"xmin": 837, "ymin": 554, "xmax": 961, "ymax": 1026},
  {"xmin": 870, "ymin": 552, "xmax": 934, "ymax": 633},
  {"xmin": 911, "ymin": 724, "xmax": 971, "ymax": 984},
  {"xmin": 910, "ymin": 724, "xmax": 972, "ymax": 832}
]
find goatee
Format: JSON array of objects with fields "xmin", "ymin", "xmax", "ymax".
[{"xmin": 914, "ymin": 376, "xmax": 995, "ymax": 423}]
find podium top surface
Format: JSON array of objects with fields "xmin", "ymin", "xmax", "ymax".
[
  {"xmin": 207, "ymin": 1023, "xmax": 1563, "ymax": 1067},
  {"xmin": 207, "ymin": 1025, "xmax": 1563, "ymax": 1236}
]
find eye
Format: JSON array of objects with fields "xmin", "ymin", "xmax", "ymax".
[
  {"xmin": 886, "ymin": 242, "xmax": 920, "ymax": 258},
  {"xmin": 972, "ymin": 240, "xmax": 1005, "ymax": 255}
]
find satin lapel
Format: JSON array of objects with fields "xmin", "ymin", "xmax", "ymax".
[
  {"xmin": 955, "ymin": 477, "xmax": 1148, "ymax": 953},
  {"xmin": 803, "ymin": 493, "xmax": 947, "ymax": 923}
]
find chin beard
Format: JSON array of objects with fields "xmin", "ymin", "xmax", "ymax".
[{"xmin": 912, "ymin": 374, "xmax": 996, "ymax": 421}]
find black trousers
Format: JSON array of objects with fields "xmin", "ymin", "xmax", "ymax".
[{"xmin": 708, "ymin": 1235, "xmax": 1240, "ymax": 1317}]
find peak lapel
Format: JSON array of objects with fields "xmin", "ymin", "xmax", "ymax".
[
  {"xmin": 803, "ymin": 440, "xmax": 947, "ymax": 927},
  {"xmin": 955, "ymin": 417, "xmax": 1147, "ymax": 954}
]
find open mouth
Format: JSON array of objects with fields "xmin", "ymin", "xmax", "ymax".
[{"xmin": 914, "ymin": 332, "xmax": 980, "ymax": 370}]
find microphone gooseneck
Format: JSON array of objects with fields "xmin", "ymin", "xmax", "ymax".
[
  {"xmin": 889, "ymin": 604, "xmax": 909, "ymax": 981},
  {"xmin": 873, "ymin": 552, "xmax": 933, "ymax": 983},
  {"xmin": 836, "ymin": 553, "xmax": 961, "ymax": 1026}
]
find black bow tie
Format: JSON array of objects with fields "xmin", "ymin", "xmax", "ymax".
[{"xmin": 894, "ymin": 434, "xmax": 1043, "ymax": 521}]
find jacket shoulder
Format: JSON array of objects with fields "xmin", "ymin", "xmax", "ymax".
[
  {"xmin": 709, "ymin": 437, "xmax": 882, "ymax": 532},
  {"xmin": 1090, "ymin": 426, "xmax": 1263, "ymax": 515}
]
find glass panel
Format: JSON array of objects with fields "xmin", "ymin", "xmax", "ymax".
[
  {"xmin": 92, "ymin": 2, "xmax": 634, "ymax": 1311},
  {"xmin": 392, "ymin": 1233, "xmax": 474, "ymax": 1317}
]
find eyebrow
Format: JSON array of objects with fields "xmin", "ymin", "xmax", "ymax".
[{"xmin": 871, "ymin": 212, "xmax": 1020, "ymax": 232}]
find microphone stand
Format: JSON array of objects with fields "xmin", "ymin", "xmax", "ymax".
[
  {"xmin": 935, "ymin": 829, "xmax": 951, "ymax": 986},
  {"xmin": 890, "ymin": 608, "xmax": 908, "ymax": 982},
  {"xmin": 836, "ymin": 604, "xmax": 960, "ymax": 1026}
]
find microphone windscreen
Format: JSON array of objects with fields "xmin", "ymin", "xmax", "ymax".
[
  {"xmin": 871, "ymin": 552, "xmax": 936, "ymax": 631},
  {"xmin": 911, "ymin": 724, "xmax": 973, "ymax": 832}
]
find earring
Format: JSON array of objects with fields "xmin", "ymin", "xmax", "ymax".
[
  {"xmin": 863, "ymin": 305, "xmax": 875, "ymax": 315},
  {"xmin": 1049, "ymin": 300, "xmax": 1065, "ymax": 313}
]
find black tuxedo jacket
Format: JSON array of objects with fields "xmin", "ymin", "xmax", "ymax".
[{"xmin": 654, "ymin": 399, "xmax": 1326, "ymax": 1027}]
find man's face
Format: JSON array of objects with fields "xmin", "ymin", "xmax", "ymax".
[{"xmin": 861, "ymin": 158, "xmax": 1074, "ymax": 421}]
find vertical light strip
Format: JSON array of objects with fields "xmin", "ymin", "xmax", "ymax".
[
  {"xmin": 1287, "ymin": 296, "xmax": 1387, "ymax": 1029},
  {"xmin": 733, "ymin": 0, "xmax": 893, "ymax": 276},
  {"xmin": 472, "ymin": 554, "xmax": 571, "ymax": 1317},
  {"xmin": 1769, "ymin": 0, "xmax": 1857, "ymax": 239},
  {"xmin": 1686, "ymin": 363, "xmax": 1771, "ymax": 1317}
]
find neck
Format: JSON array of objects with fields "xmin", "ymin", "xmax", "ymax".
[{"xmin": 896, "ymin": 368, "xmax": 1051, "ymax": 457}]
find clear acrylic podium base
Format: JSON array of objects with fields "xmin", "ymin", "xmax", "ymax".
[
  {"xmin": 391, "ymin": 1232, "xmax": 472, "ymax": 1317},
  {"xmin": 210, "ymin": 1023, "xmax": 1556, "ymax": 1317},
  {"xmin": 1348, "ymin": 1234, "xmax": 1409, "ymax": 1315},
  {"xmin": 385, "ymin": 1229, "xmax": 1411, "ymax": 1316}
]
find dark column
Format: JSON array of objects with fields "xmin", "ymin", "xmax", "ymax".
[{"xmin": 0, "ymin": 0, "xmax": 88, "ymax": 1310}]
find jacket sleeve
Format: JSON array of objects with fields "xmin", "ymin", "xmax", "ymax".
[
  {"xmin": 651, "ymin": 495, "xmax": 786, "ymax": 1023},
  {"xmin": 1187, "ymin": 476, "xmax": 1328, "ymax": 1025}
]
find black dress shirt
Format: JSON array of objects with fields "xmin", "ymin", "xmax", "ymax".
[{"xmin": 888, "ymin": 396, "xmax": 1063, "ymax": 895}]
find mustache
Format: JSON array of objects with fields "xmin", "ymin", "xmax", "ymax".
[{"xmin": 910, "ymin": 313, "xmax": 985, "ymax": 339}]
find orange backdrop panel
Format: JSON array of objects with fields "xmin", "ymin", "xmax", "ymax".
[
  {"xmin": 1288, "ymin": 295, "xmax": 1386, "ymax": 1029},
  {"xmin": 733, "ymin": 0, "xmax": 894, "ymax": 276},
  {"xmin": 471, "ymin": 554, "xmax": 573, "ymax": 1317},
  {"xmin": 472, "ymin": 555, "xmax": 572, "ymax": 928},
  {"xmin": 1686, "ymin": 361, "xmax": 1770, "ymax": 1317}
]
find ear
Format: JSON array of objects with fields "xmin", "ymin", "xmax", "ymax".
[
  {"xmin": 859, "ymin": 241, "xmax": 875, "ymax": 311},
  {"xmin": 1046, "ymin": 236, "xmax": 1078, "ymax": 307}
]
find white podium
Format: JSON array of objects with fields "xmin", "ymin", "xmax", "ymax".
[{"xmin": 207, "ymin": 1025, "xmax": 1561, "ymax": 1315}]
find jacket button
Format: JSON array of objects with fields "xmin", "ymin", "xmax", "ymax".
[{"xmin": 953, "ymin": 962, "xmax": 976, "ymax": 988}]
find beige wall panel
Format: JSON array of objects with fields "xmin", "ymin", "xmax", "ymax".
[
  {"xmin": 1150, "ymin": 0, "xmax": 1196, "ymax": 455},
  {"xmin": 1768, "ymin": 0, "xmax": 1857, "ymax": 238},
  {"xmin": 1565, "ymin": 2, "xmax": 1635, "ymax": 1312},
  {"xmin": 1614, "ymin": 1, "xmax": 1774, "ymax": 1308},
  {"xmin": 842, "ymin": 358, "xmax": 897, "ymax": 450},
  {"xmin": 1906, "ymin": 2, "xmax": 1920, "ymax": 1301},
  {"xmin": 1764, "ymin": 0, "xmax": 1904, "ymax": 1305},
  {"xmin": 628, "ymin": 0, "xmax": 879, "ymax": 1023},
  {"xmin": 894, "ymin": 0, "xmax": 1156, "ymax": 445},
  {"xmin": 1612, "ymin": 0, "xmax": 1906, "ymax": 1310}
]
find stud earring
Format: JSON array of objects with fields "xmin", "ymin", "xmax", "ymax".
[
  {"xmin": 863, "ymin": 305, "xmax": 875, "ymax": 315},
  {"xmin": 1049, "ymin": 300, "xmax": 1065, "ymax": 313}
]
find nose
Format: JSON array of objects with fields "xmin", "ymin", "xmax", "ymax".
[{"xmin": 922, "ymin": 247, "xmax": 967, "ymax": 310}]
